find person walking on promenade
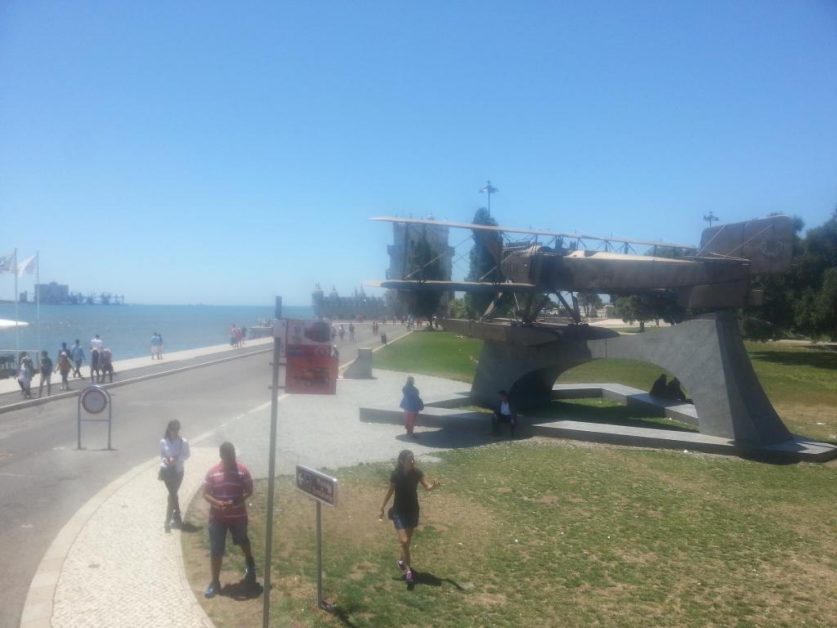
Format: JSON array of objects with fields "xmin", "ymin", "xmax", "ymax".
[
  {"xmin": 378, "ymin": 450, "xmax": 439, "ymax": 585},
  {"xmin": 90, "ymin": 348, "xmax": 101, "ymax": 383},
  {"xmin": 57, "ymin": 351, "xmax": 72, "ymax": 391},
  {"xmin": 160, "ymin": 420, "xmax": 191, "ymax": 532},
  {"xmin": 203, "ymin": 442, "xmax": 259, "ymax": 598},
  {"xmin": 100, "ymin": 347, "xmax": 114, "ymax": 383},
  {"xmin": 17, "ymin": 355, "xmax": 34, "ymax": 399},
  {"xmin": 70, "ymin": 340, "xmax": 85, "ymax": 378},
  {"xmin": 37, "ymin": 350, "xmax": 53, "ymax": 397},
  {"xmin": 150, "ymin": 332, "xmax": 163, "ymax": 360},
  {"xmin": 90, "ymin": 334, "xmax": 104, "ymax": 353},
  {"xmin": 399, "ymin": 376, "xmax": 424, "ymax": 438}
]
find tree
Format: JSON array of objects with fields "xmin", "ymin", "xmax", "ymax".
[
  {"xmin": 612, "ymin": 295, "xmax": 658, "ymax": 331},
  {"xmin": 463, "ymin": 207, "xmax": 516, "ymax": 319},
  {"xmin": 793, "ymin": 210, "xmax": 837, "ymax": 339},
  {"xmin": 464, "ymin": 208, "xmax": 502, "ymax": 317},
  {"xmin": 741, "ymin": 215, "xmax": 805, "ymax": 339},
  {"xmin": 578, "ymin": 292, "xmax": 603, "ymax": 317},
  {"xmin": 743, "ymin": 210, "xmax": 837, "ymax": 339}
]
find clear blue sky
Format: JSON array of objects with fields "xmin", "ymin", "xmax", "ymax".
[{"xmin": 2, "ymin": 1, "xmax": 836, "ymax": 306}]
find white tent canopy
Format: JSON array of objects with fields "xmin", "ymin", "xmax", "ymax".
[{"xmin": 0, "ymin": 319, "xmax": 29, "ymax": 330}]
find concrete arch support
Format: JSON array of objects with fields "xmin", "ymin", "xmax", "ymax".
[
  {"xmin": 587, "ymin": 313, "xmax": 791, "ymax": 444},
  {"xmin": 468, "ymin": 312, "xmax": 792, "ymax": 446}
]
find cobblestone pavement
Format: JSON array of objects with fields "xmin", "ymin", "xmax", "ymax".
[{"xmin": 20, "ymin": 327, "xmax": 475, "ymax": 628}]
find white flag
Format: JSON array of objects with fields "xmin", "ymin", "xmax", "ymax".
[
  {"xmin": 0, "ymin": 251, "xmax": 15, "ymax": 274},
  {"xmin": 17, "ymin": 254, "xmax": 38, "ymax": 278}
]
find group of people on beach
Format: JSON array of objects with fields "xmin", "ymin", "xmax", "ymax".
[{"xmin": 16, "ymin": 335, "xmax": 114, "ymax": 399}]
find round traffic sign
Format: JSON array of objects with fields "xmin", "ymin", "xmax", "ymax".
[{"xmin": 80, "ymin": 386, "xmax": 109, "ymax": 414}]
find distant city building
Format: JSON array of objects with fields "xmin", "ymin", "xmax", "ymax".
[
  {"xmin": 29, "ymin": 283, "xmax": 124, "ymax": 305},
  {"xmin": 36, "ymin": 282, "xmax": 70, "ymax": 304}
]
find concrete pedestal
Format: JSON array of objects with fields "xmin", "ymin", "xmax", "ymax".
[{"xmin": 458, "ymin": 313, "xmax": 794, "ymax": 446}]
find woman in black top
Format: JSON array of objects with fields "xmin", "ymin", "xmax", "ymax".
[{"xmin": 378, "ymin": 449, "xmax": 439, "ymax": 584}]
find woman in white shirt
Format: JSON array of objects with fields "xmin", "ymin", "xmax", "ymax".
[{"xmin": 160, "ymin": 420, "xmax": 191, "ymax": 532}]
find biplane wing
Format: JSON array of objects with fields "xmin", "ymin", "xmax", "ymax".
[
  {"xmin": 368, "ymin": 279, "xmax": 539, "ymax": 293},
  {"xmin": 371, "ymin": 213, "xmax": 795, "ymax": 312},
  {"xmin": 370, "ymin": 215, "xmax": 696, "ymax": 251}
]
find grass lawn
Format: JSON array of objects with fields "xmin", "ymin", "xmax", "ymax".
[{"xmin": 184, "ymin": 330, "xmax": 837, "ymax": 627}]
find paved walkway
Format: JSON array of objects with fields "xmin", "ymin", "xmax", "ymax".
[{"xmin": 20, "ymin": 327, "xmax": 473, "ymax": 627}]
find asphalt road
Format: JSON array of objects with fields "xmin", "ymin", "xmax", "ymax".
[{"xmin": 0, "ymin": 322, "xmax": 396, "ymax": 627}]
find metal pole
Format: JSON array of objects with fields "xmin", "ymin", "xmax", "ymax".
[
  {"xmin": 262, "ymin": 335, "xmax": 281, "ymax": 628},
  {"xmin": 316, "ymin": 501, "xmax": 323, "ymax": 608},
  {"xmin": 107, "ymin": 398, "xmax": 112, "ymax": 450},
  {"xmin": 14, "ymin": 249, "xmax": 19, "ymax": 354},
  {"xmin": 77, "ymin": 394, "xmax": 82, "ymax": 450},
  {"xmin": 36, "ymin": 252, "xmax": 40, "ymax": 354}
]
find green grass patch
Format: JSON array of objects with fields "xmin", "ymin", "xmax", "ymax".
[
  {"xmin": 373, "ymin": 330, "xmax": 481, "ymax": 382},
  {"xmin": 184, "ymin": 331, "xmax": 837, "ymax": 626},
  {"xmin": 184, "ymin": 442, "xmax": 837, "ymax": 626}
]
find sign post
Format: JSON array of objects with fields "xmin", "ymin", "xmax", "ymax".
[
  {"xmin": 77, "ymin": 385, "xmax": 112, "ymax": 450},
  {"xmin": 262, "ymin": 319, "xmax": 284, "ymax": 628},
  {"xmin": 295, "ymin": 465, "xmax": 338, "ymax": 611}
]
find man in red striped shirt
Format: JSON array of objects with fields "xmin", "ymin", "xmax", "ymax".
[{"xmin": 203, "ymin": 442, "xmax": 258, "ymax": 598}]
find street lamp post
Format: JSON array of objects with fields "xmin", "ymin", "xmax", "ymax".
[
  {"xmin": 703, "ymin": 211, "xmax": 719, "ymax": 228},
  {"xmin": 480, "ymin": 180, "xmax": 498, "ymax": 216}
]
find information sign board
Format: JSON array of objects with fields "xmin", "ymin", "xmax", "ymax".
[
  {"xmin": 295, "ymin": 465, "xmax": 338, "ymax": 507},
  {"xmin": 285, "ymin": 319, "xmax": 338, "ymax": 394}
]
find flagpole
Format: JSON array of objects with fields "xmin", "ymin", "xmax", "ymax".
[
  {"xmin": 13, "ymin": 249, "xmax": 19, "ymax": 354},
  {"xmin": 36, "ymin": 252, "xmax": 41, "ymax": 353}
]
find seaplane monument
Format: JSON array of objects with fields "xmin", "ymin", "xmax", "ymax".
[{"xmin": 363, "ymin": 214, "xmax": 835, "ymax": 462}]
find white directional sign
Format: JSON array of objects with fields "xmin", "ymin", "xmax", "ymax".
[{"xmin": 295, "ymin": 465, "xmax": 338, "ymax": 507}]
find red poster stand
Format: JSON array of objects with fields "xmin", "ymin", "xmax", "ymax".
[{"xmin": 284, "ymin": 320, "xmax": 338, "ymax": 395}]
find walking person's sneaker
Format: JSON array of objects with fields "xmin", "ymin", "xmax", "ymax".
[
  {"xmin": 204, "ymin": 581, "xmax": 221, "ymax": 598},
  {"xmin": 405, "ymin": 569, "xmax": 415, "ymax": 584},
  {"xmin": 244, "ymin": 566, "xmax": 258, "ymax": 587}
]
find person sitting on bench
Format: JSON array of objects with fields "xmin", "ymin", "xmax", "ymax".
[{"xmin": 492, "ymin": 390, "xmax": 517, "ymax": 437}]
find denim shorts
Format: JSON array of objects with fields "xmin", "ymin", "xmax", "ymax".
[
  {"xmin": 208, "ymin": 519, "xmax": 250, "ymax": 557},
  {"xmin": 391, "ymin": 510, "xmax": 419, "ymax": 530}
]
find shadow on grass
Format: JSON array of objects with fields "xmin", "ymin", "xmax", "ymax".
[
  {"xmin": 327, "ymin": 606, "xmax": 358, "ymax": 627},
  {"xmin": 409, "ymin": 570, "xmax": 464, "ymax": 591},
  {"xmin": 219, "ymin": 579, "xmax": 263, "ymax": 601},
  {"xmin": 750, "ymin": 349, "xmax": 837, "ymax": 370},
  {"xmin": 397, "ymin": 429, "xmax": 498, "ymax": 449}
]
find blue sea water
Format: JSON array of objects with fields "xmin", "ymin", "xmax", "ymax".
[{"xmin": 0, "ymin": 303, "xmax": 313, "ymax": 360}]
